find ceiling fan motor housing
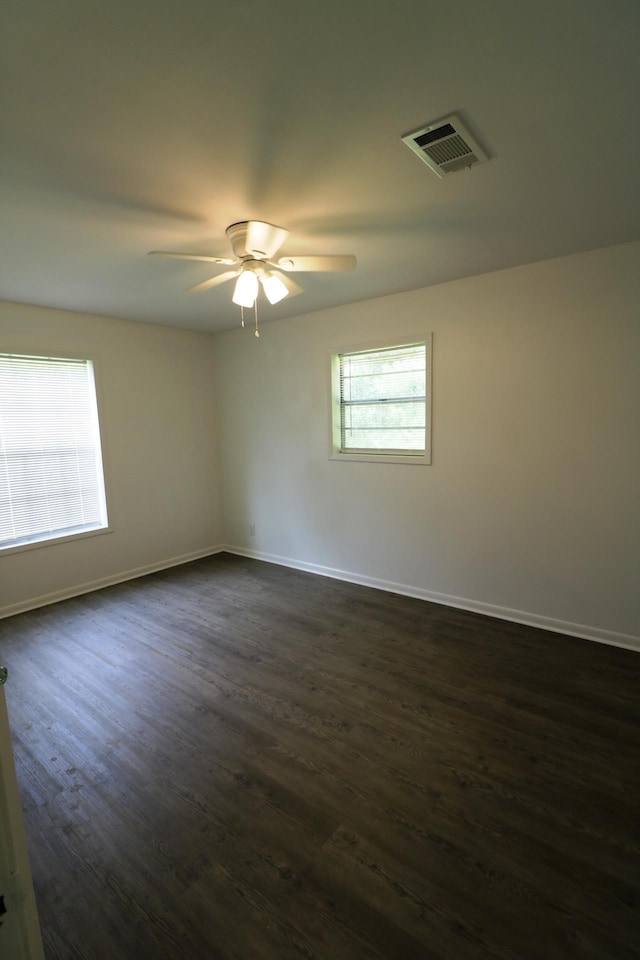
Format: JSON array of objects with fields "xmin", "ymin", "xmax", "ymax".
[{"xmin": 226, "ymin": 222, "xmax": 252, "ymax": 259}]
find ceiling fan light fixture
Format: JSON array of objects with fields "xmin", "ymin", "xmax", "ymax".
[
  {"xmin": 150, "ymin": 220, "xmax": 357, "ymax": 333},
  {"xmin": 232, "ymin": 269, "xmax": 259, "ymax": 307},
  {"xmin": 260, "ymin": 271, "xmax": 289, "ymax": 304}
]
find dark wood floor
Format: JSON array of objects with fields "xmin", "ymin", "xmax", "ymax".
[{"xmin": 1, "ymin": 553, "xmax": 639, "ymax": 960}]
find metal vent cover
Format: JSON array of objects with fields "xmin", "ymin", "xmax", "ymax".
[{"xmin": 402, "ymin": 114, "xmax": 488, "ymax": 177}]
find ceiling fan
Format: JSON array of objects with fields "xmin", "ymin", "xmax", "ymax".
[{"xmin": 149, "ymin": 220, "xmax": 357, "ymax": 335}]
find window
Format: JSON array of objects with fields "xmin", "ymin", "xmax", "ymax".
[
  {"xmin": 0, "ymin": 354, "xmax": 109, "ymax": 551},
  {"xmin": 331, "ymin": 338, "xmax": 431, "ymax": 464}
]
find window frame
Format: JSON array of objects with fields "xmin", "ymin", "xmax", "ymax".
[
  {"xmin": 329, "ymin": 334, "xmax": 432, "ymax": 465},
  {"xmin": 0, "ymin": 351, "xmax": 112, "ymax": 556}
]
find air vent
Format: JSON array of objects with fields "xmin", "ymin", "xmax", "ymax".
[{"xmin": 402, "ymin": 113, "xmax": 488, "ymax": 177}]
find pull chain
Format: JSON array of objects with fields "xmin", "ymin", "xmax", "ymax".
[{"xmin": 239, "ymin": 302, "xmax": 259, "ymax": 337}]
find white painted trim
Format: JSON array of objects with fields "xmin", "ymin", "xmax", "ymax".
[
  {"xmin": 221, "ymin": 545, "xmax": 640, "ymax": 653},
  {"xmin": 3, "ymin": 542, "xmax": 637, "ymax": 653},
  {"xmin": 0, "ymin": 546, "xmax": 225, "ymax": 620}
]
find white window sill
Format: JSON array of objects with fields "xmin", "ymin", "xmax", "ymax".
[
  {"xmin": 0, "ymin": 524, "xmax": 113, "ymax": 557},
  {"xmin": 330, "ymin": 452, "xmax": 430, "ymax": 465}
]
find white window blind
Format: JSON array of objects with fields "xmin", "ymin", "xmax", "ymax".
[
  {"xmin": 0, "ymin": 354, "xmax": 108, "ymax": 550},
  {"xmin": 338, "ymin": 342, "xmax": 427, "ymax": 455}
]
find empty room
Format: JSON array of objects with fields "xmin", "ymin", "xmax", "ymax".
[{"xmin": 1, "ymin": 1, "xmax": 639, "ymax": 958}]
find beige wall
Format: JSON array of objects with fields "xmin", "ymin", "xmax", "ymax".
[
  {"xmin": 213, "ymin": 242, "xmax": 640, "ymax": 646},
  {"xmin": 0, "ymin": 301, "xmax": 222, "ymax": 615},
  {"xmin": 2, "ymin": 243, "xmax": 639, "ymax": 646}
]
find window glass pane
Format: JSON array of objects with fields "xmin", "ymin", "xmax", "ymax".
[
  {"xmin": 338, "ymin": 343, "xmax": 426, "ymax": 454},
  {"xmin": 0, "ymin": 354, "xmax": 108, "ymax": 549}
]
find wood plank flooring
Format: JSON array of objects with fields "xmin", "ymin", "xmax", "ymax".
[{"xmin": 1, "ymin": 553, "xmax": 639, "ymax": 959}]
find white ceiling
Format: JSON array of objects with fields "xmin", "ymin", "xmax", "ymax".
[{"xmin": 3, "ymin": 0, "xmax": 640, "ymax": 333}]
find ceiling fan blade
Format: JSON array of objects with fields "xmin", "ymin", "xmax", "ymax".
[
  {"xmin": 275, "ymin": 271, "xmax": 304, "ymax": 297},
  {"xmin": 149, "ymin": 251, "xmax": 236, "ymax": 264},
  {"xmin": 276, "ymin": 254, "xmax": 357, "ymax": 272},
  {"xmin": 187, "ymin": 270, "xmax": 239, "ymax": 292},
  {"xmin": 245, "ymin": 221, "xmax": 289, "ymax": 259}
]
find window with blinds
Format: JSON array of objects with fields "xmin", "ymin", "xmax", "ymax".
[
  {"xmin": 0, "ymin": 354, "xmax": 109, "ymax": 551},
  {"xmin": 332, "ymin": 340, "xmax": 430, "ymax": 463}
]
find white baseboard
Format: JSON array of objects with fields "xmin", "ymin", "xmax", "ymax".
[
  {"xmin": 222, "ymin": 545, "xmax": 640, "ymax": 653},
  {"xmin": 4, "ymin": 543, "xmax": 638, "ymax": 653},
  {"xmin": 0, "ymin": 546, "xmax": 225, "ymax": 620}
]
